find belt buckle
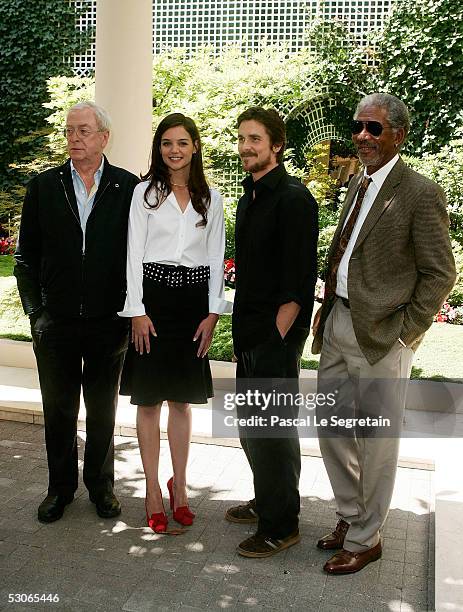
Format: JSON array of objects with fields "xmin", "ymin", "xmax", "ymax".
[{"xmin": 168, "ymin": 266, "xmax": 182, "ymax": 287}]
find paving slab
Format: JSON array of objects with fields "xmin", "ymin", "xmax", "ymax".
[{"xmin": 0, "ymin": 422, "xmax": 433, "ymax": 611}]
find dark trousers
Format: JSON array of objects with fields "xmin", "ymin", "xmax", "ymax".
[
  {"xmin": 236, "ymin": 329, "xmax": 306, "ymax": 539},
  {"xmin": 31, "ymin": 313, "xmax": 129, "ymax": 497}
]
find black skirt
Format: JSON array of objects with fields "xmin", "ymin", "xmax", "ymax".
[{"xmin": 120, "ymin": 271, "xmax": 213, "ymax": 406}]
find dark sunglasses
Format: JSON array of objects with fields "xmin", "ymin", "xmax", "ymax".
[{"xmin": 351, "ymin": 120, "xmax": 392, "ymax": 137}]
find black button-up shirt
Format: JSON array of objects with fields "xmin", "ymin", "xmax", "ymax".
[{"xmin": 232, "ymin": 164, "xmax": 318, "ymax": 352}]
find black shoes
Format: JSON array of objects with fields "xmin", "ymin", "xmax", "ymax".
[
  {"xmin": 89, "ymin": 490, "xmax": 121, "ymax": 518},
  {"xmin": 38, "ymin": 494, "xmax": 74, "ymax": 523},
  {"xmin": 37, "ymin": 489, "xmax": 121, "ymax": 522}
]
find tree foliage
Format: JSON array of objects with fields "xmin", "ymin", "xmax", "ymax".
[
  {"xmin": 0, "ymin": 0, "xmax": 91, "ymax": 183},
  {"xmin": 404, "ymin": 127, "xmax": 463, "ymax": 306},
  {"xmin": 404, "ymin": 126, "xmax": 463, "ymax": 245},
  {"xmin": 42, "ymin": 43, "xmax": 350, "ymax": 193},
  {"xmin": 38, "ymin": 42, "xmax": 367, "ymax": 256},
  {"xmin": 377, "ymin": 0, "xmax": 463, "ymax": 154},
  {"xmin": 151, "ymin": 45, "xmax": 321, "ymax": 166},
  {"xmin": 307, "ymin": 19, "xmax": 376, "ymax": 144}
]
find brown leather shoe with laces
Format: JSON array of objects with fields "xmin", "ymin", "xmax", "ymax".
[{"xmin": 317, "ymin": 519, "xmax": 350, "ymax": 550}]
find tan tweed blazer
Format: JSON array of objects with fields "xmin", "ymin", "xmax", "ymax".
[{"xmin": 312, "ymin": 158, "xmax": 456, "ymax": 365}]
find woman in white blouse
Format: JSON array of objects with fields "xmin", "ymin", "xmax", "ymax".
[{"xmin": 119, "ymin": 113, "xmax": 231, "ymax": 533}]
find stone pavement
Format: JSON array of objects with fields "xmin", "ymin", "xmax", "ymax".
[{"xmin": 0, "ymin": 421, "xmax": 433, "ymax": 612}]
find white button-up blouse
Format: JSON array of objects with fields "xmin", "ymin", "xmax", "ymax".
[{"xmin": 119, "ymin": 181, "xmax": 232, "ymax": 317}]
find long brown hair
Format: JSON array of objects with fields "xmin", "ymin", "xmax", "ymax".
[{"xmin": 141, "ymin": 113, "xmax": 211, "ymax": 224}]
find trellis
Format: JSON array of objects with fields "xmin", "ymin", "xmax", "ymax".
[
  {"xmin": 216, "ymin": 92, "xmax": 342, "ymax": 198},
  {"xmin": 71, "ymin": 0, "xmax": 394, "ymax": 76}
]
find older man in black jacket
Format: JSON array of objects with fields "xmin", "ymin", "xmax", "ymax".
[{"xmin": 15, "ymin": 101, "xmax": 138, "ymax": 523}]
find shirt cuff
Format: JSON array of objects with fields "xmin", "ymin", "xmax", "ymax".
[
  {"xmin": 276, "ymin": 292, "xmax": 304, "ymax": 308},
  {"xmin": 209, "ymin": 296, "xmax": 233, "ymax": 314},
  {"xmin": 117, "ymin": 305, "xmax": 146, "ymax": 317}
]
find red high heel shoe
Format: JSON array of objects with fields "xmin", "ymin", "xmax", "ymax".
[
  {"xmin": 145, "ymin": 499, "xmax": 168, "ymax": 534},
  {"xmin": 167, "ymin": 477, "xmax": 195, "ymax": 526}
]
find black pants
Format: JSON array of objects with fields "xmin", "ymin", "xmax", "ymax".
[
  {"xmin": 236, "ymin": 328, "xmax": 306, "ymax": 539},
  {"xmin": 31, "ymin": 312, "xmax": 129, "ymax": 497}
]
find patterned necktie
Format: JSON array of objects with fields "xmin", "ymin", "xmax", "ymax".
[{"xmin": 325, "ymin": 176, "xmax": 372, "ymax": 298}]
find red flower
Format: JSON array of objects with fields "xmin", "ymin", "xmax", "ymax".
[
  {"xmin": 434, "ymin": 301, "xmax": 456, "ymax": 323},
  {"xmin": 224, "ymin": 258, "xmax": 235, "ymax": 287}
]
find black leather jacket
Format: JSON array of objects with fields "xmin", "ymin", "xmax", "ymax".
[{"xmin": 14, "ymin": 157, "xmax": 139, "ymax": 319}]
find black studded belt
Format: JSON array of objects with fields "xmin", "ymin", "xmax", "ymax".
[{"xmin": 143, "ymin": 262, "xmax": 210, "ymax": 288}]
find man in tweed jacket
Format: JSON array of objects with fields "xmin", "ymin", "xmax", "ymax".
[{"xmin": 312, "ymin": 93, "xmax": 456, "ymax": 574}]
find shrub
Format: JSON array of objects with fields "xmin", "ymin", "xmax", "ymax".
[
  {"xmin": 448, "ymin": 240, "xmax": 463, "ymax": 307},
  {"xmin": 223, "ymin": 198, "xmax": 237, "ymax": 260},
  {"xmin": 208, "ymin": 315, "xmax": 234, "ymax": 362},
  {"xmin": 404, "ymin": 132, "xmax": 463, "ymax": 246},
  {"xmin": 376, "ymin": 0, "xmax": 463, "ymax": 155},
  {"xmin": 317, "ymin": 224, "xmax": 337, "ymax": 279},
  {"xmin": 0, "ymin": 1, "xmax": 91, "ymax": 191}
]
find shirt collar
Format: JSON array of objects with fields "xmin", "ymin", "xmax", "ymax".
[
  {"xmin": 242, "ymin": 163, "xmax": 287, "ymax": 193},
  {"xmin": 70, "ymin": 157, "xmax": 105, "ymax": 182},
  {"xmin": 364, "ymin": 154, "xmax": 400, "ymax": 191}
]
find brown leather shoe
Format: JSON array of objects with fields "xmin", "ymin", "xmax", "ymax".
[
  {"xmin": 317, "ymin": 519, "xmax": 349, "ymax": 550},
  {"xmin": 323, "ymin": 541, "xmax": 382, "ymax": 574}
]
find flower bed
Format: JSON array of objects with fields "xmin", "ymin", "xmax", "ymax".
[
  {"xmin": 0, "ymin": 237, "xmax": 15, "ymax": 255},
  {"xmin": 224, "ymin": 258, "xmax": 235, "ymax": 288},
  {"xmin": 434, "ymin": 302, "xmax": 463, "ymax": 325}
]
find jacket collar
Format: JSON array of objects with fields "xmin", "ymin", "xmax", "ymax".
[
  {"xmin": 57, "ymin": 155, "xmax": 114, "ymax": 227},
  {"xmin": 329, "ymin": 158, "xmax": 406, "ymax": 260},
  {"xmin": 353, "ymin": 157, "xmax": 406, "ymax": 252},
  {"xmin": 58, "ymin": 160, "xmax": 79, "ymax": 223},
  {"xmin": 58, "ymin": 154, "xmax": 113, "ymax": 181}
]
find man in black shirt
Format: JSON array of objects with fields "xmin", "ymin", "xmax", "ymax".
[{"xmin": 225, "ymin": 107, "xmax": 318, "ymax": 557}]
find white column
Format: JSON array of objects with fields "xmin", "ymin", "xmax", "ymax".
[{"xmin": 95, "ymin": 0, "xmax": 152, "ymax": 176}]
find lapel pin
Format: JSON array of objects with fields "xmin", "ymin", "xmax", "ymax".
[{"xmin": 115, "ymin": 183, "xmax": 119, "ymax": 188}]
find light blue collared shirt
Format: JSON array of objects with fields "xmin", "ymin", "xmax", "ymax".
[{"xmin": 70, "ymin": 157, "xmax": 104, "ymax": 251}]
